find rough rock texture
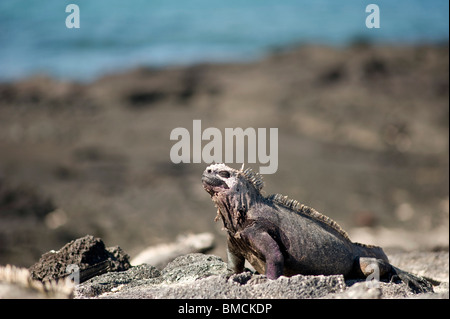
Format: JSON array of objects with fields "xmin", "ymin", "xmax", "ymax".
[
  {"xmin": 75, "ymin": 254, "xmax": 345, "ymax": 299},
  {"xmin": 74, "ymin": 263, "xmax": 161, "ymax": 298},
  {"xmin": 29, "ymin": 235, "xmax": 130, "ymax": 283},
  {"xmin": 75, "ymin": 252, "xmax": 449, "ymax": 299}
]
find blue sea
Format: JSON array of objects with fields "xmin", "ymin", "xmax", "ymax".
[{"xmin": 0, "ymin": 0, "xmax": 448, "ymax": 81}]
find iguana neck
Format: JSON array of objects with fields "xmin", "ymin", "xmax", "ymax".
[{"xmin": 214, "ymin": 187, "xmax": 261, "ymax": 235}]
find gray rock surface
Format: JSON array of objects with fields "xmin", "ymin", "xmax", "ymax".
[
  {"xmin": 6, "ymin": 235, "xmax": 444, "ymax": 299},
  {"xmin": 75, "ymin": 251, "xmax": 449, "ymax": 299}
]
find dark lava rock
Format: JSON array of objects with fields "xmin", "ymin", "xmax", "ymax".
[{"xmin": 29, "ymin": 235, "xmax": 130, "ymax": 283}]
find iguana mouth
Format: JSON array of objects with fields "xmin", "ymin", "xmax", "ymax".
[{"xmin": 202, "ymin": 174, "xmax": 229, "ymax": 196}]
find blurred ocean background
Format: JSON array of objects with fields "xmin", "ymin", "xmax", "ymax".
[{"xmin": 0, "ymin": 0, "xmax": 448, "ymax": 81}]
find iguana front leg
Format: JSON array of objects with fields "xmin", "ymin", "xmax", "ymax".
[
  {"xmin": 242, "ymin": 228, "xmax": 284, "ymax": 279},
  {"xmin": 226, "ymin": 239, "xmax": 245, "ymax": 274}
]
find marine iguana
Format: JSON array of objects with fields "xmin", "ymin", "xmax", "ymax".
[{"xmin": 202, "ymin": 163, "xmax": 433, "ymax": 293}]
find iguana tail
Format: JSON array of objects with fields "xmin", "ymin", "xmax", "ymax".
[
  {"xmin": 354, "ymin": 242, "xmax": 434, "ymax": 293},
  {"xmin": 353, "ymin": 242, "xmax": 389, "ymax": 263},
  {"xmin": 390, "ymin": 265, "xmax": 434, "ymax": 293}
]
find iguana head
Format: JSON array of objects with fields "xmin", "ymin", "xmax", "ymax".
[
  {"xmin": 202, "ymin": 163, "xmax": 239, "ymax": 196},
  {"xmin": 202, "ymin": 163, "xmax": 264, "ymax": 232},
  {"xmin": 202, "ymin": 163, "xmax": 264, "ymax": 198}
]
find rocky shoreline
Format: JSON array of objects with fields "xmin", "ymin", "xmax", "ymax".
[
  {"xmin": 1, "ymin": 235, "xmax": 448, "ymax": 299},
  {"xmin": 1, "ymin": 44, "xmax": 448, "ymax": 267},
  {"xmin": 0, "ymin": 44, "xmax": 448, "ymax": 300},
  {"xmin": 75, "ymin": 252, "xmax": 448, "ymax": 299}
]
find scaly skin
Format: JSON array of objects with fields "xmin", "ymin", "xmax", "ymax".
[{"xmin": 202, "ymin": 163, "xmax": 433, "ymax": 293}]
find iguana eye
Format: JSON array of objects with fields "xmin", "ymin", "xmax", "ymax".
[{"xmin": 218, "ymin": 171, "xmax": 231, "ymax": 178}]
